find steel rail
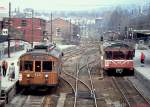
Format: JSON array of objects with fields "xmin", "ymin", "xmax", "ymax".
[
  {"xmin": 112, "ymin": 77, "xmax": 131, "ymax": 107},
  {"xmin": 126, "ymin": 77, "xmax": 150, "ymax": 105},
  {"xmin": 87, "ymin": 62, "xmax": 98, "ymax": 107},
  {"xmin": 62, "ymin": 70, "xmax": 91, "ymax": 91},
  {"xmin": 62, "ymin": 67, "xmax": 92, "ymax": 107},
  {"xmin": 59, "ymin": 76, "xmax": 76, "ymax": 94},
  {"xmin": 113, "ymin": 77, "xmax": 150, "ymax": 107},
  {"xmin": 63, "ymin": 51, "xmax": 84, "ymax": 61},
  {"xmin": 74, "ymin": 63, "xmax": 79, "ymax": 107},
  {"xmin": 21, "ymin": 95, "xmax": 46, "ymax": 107},
  {"xmin": 63, "ymin": 44, "xmax": 96, "ymax": 58},
  {"xmin": 63, "ymin": 44, "xmax": 94, "ymax": 54},
  {"xmin": 63, "ymin": 48, "xmax": 86, "ymax": 61},
  {"xmin": 19, "ymin": 95, "xmax": 28, "ymax": 107}
]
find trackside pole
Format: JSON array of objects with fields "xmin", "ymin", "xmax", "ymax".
[{"xmin": 0, "ymin": 67, "xmax": 1, "ymax": 97}]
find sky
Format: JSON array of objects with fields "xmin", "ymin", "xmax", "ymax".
[{"xmin": 0, "ymin": 0, "xmax": 148, "ymax": 11}]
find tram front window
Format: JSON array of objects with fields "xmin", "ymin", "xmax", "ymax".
[
  {"xmin": 24, "ymin": 61, "xmax": 33, "ymax": 71},
  {"xmin": 43, "ymin": 61, "xmax": 52, "ymax": 72},
  {"xmin": 35, "ymin": 61, "xmax": 41, "ymax": 72},
  {"xmin": 113, "ymin": 51, "xmax": 125, "ymax": 59}
]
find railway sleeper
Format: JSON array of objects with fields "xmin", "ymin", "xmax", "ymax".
[
  {"xmin": 0, "ymin": 90, "xmax": 7, "ymax": 102},
  {"xmin": 77, "ymin": 91, "xmax": 93, "ymax": 99}
]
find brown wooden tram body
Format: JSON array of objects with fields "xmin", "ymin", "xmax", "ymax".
[{"xmin": 18, "ymin": 45, "xmax": 62, "ymax": 87}]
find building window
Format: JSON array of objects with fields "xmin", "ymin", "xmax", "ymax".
[
  {"xmin": 21, "ymin": 20, "xmax": 27, "ymax": 26},
  {"xmin": 56, "ymin": 28, "xmax": 61, "ymax": 36}
]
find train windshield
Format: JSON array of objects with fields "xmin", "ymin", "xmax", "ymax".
[
  {"xmin": 113, "ymin": 51, "xmax": 125, "ymax": 59},
  {"xmin": 105, "ymin": 51, "xmax": 134, "ymax": 59},
  {"xmin": 43, "ymin": 61, "xmax": 52, "ymax": 72},
  {"xmin": 24, "ymin": 61, "xmax": 33, "ymax": 71}
]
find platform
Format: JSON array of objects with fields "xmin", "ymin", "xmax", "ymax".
[
  {"xmin": 134, "ymin": 49, "xmax": 150, "ymax": 90},
  {"xmin": 0, "ymin": 100, "xmax": 5, "ymax": 107},
  {"xmin": 0, "ymin": 50, "xmax": 26, "ymax": 104}
]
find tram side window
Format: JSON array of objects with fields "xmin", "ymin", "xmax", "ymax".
[
  {"xmin": 35, "ymin": 61, "xmax": 41, "ymax": 72},
  {"xmin": 24, "ymin": 61, "xmax": 33, "ymax": 71},
  {"xmin": 43, "ymin": 61, "xmax": 52, "ymax": 72}
]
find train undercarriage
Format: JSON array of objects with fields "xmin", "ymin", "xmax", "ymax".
[{"xmin": 105, "ymin": 68, "xmax": 134, "ymax": 76}]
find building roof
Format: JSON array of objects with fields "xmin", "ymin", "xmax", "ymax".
[
  {"xmin": 0, "ymin": 35, "xmax": 7, "ymax": 43},
  {"xmin": 133, "ymin": 30, "xmax": 150, "ymax": 35}
]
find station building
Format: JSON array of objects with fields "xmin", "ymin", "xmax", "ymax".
[
  {"xmin": 132, "ymin": 30, "xmax": 150, "ymax": 44},
  {"xmin": 46, "ymin": 18, "xmax": 80, "ymax": 44},
  {"xmin": 3, "ymin": 17, "xmax": 46, "ymax": 43}
]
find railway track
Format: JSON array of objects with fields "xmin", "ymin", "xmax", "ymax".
[
  {"xmin": 86, "ymin": 61, "xmax": 98, "ymax": 107},
  {"xmin": 61, "ymin": 63, "xmax": 97, "ymax": 107},
  {"xmin": 21, "ymin": 95, "xmax": 46, "ymax": 107},
  {"xmin": 113, "ymin": 77, "xmax": 150, "ymax": 107},
  {"xmin": 62, "ymin": 41, "xmax": 100, "ymax": 107},
  {"xmin": 74, "ymin": 59, "xmax": 99, "ymax": 107},
  {"xmin": 74, "ymin": 62, "xmax": 96, "ymax": 107},
  {"xmin": 61, "ymin": 57, "xmax": 98, "ymax": 107},
  {"xmin": 63, "ymin": 43, "xmax": 96, "ymax": 61},
  {"xmin": 6, "ymin": 85, "xmax": 58, "ymax": 107}
]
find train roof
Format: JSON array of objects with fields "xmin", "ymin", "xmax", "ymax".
[
  {"xmin": 20, "ymin": 44, "xmax": 62, "ymax": 59},
  {"xmin": 104, "ymin": 42, "xmax": 134, "ymax": 50}
]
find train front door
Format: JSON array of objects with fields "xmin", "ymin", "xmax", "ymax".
[{"xmin": 34, "ymin": 61, "xmax": 43, "ymax": 84}]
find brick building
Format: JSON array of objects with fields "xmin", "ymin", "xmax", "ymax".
[
  {"xmin": 3, "ymin": 18, "xmax": 46, "ymax": 42},
  {"xmin": 46, "ymin": 18, "xmax": 80, "ymax": 43}
]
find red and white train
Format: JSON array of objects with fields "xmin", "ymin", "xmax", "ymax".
[{"xmin": 102, "ymin": 42, "xmax": 135, "ymax": 75}]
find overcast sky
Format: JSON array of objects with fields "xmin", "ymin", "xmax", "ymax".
[{"xmin": 0, "ymin": 0, "xmax": 148, "ymax": 11}]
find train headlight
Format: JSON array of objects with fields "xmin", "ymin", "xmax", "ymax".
[
  {"xmin": 27, "ymin": 74, "xmax": 30, "ymax": 78},
  {"xmin": 45, "ymin": 74, "xmax": 48, "ymax": 78},
  {"xmin": 105, "ymin": 61, "xmax": 109, "ymax": 67}
]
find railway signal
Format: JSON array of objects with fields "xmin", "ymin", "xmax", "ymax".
[{"xmin": 100, "ymin": 36, "xmax": 103, "ymax": 42}]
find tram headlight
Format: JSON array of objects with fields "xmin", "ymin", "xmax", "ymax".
[
  {"xmin": 45, "ymin": 74, "xmax": 48, "ymax": 78},
  {"xmin": 27, "ymin": 74, "xmax": 30, "ymax": 78}
]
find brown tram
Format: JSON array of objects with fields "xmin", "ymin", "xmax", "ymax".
[{"xmin": 18, "ymin": 44, "xmax": 63, "ymax": 88}]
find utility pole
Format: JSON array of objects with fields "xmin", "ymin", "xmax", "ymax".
[
  {"xmin": 50, "ymin": 13, "xmax": 52, "ymax": 43},
  {"xmin": 31, "ymin": 9, "xmax": 34, "ymax": 48},
  {"xmin": 69, "ymin": 19, "xmax": 72, "ymax": 41},
  {"xmin": 8, "ymin": 2, "xmax": 11, "ymax": 58}
]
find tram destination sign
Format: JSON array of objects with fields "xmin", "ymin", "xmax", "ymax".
[{"xmin": 32, "ymin": 54, "xmax": 48, "ymax": 60}]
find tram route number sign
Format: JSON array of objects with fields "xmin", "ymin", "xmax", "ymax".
[{"xmin": 35, "ymin": 73, "xmax": 41, "ymax": 77}]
